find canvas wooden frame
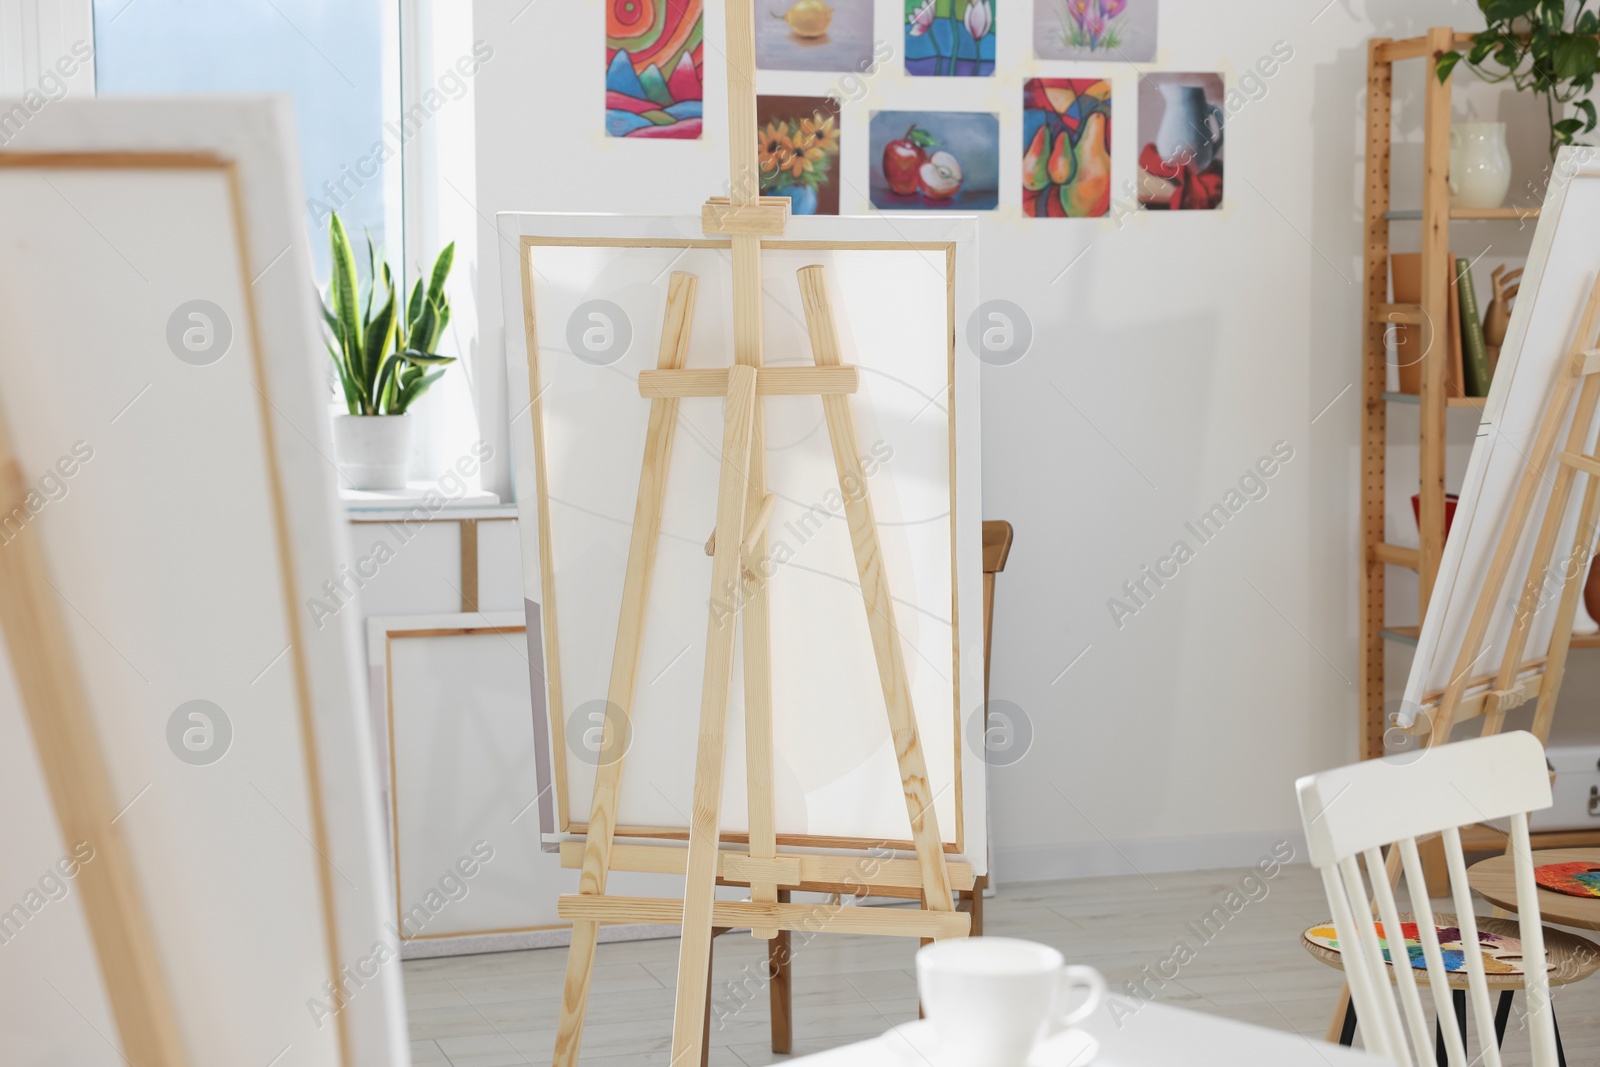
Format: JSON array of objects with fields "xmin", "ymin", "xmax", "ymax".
[
  {"xmin": 496, "ymin": 212, "xmax": 986, "ymax": 865},
  {"xmin": 0, "ymin": 100, "xmax": 405, "ymax": 1066}
]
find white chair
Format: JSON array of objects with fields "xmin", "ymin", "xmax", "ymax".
[{"xmin": 1296, "ymin": 731, "xmax": 1596, "ymax": 1067}]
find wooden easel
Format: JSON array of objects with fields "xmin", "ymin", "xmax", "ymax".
[
  {"xmin": 546, "ymin": 4, "xmax": 972, "ymax": 1066},
  {"xmin": 1403, "ymin": 274, "xmax": 1600, "ymax": 760},
  {"xmin": 1327, "ymin": 273, "xmax": 1600, "ymax": 1041}
]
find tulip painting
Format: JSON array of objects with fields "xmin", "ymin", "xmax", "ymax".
[
  {"xmin": 1022, "ymin": 79, "xmax": 1112, "ymax": 218},
  {"xmin": 1034, "ymin": 0, "xmax": 1157, "ymax": 61},
  {"xmin": 905, "ymin": 0, "xmax": 996, "ymax": 76}
]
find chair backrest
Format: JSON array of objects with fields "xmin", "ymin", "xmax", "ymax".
[{"xmin": 1295, "ymin": 731, "xmax": 1558, "ymax": 1067}]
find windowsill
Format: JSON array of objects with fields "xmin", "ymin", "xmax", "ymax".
[{"xmin": 341, "ymin": 483, "xmax": 509, "ymax": 522}]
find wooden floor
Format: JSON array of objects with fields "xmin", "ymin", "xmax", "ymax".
[{"xmin": 402, "ymin": 863, "xmax": 1600, "ymax": 1065}]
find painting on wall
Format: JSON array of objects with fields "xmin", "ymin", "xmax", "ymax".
[
  {"xmin": 756, "ymin": 96, "xmax": 842, "ymax": 215},
  {"xmin": 757, "ymin": 0, "xmax": 876, "ymax": 72},
  {"xmin": 1022, "ymin": 79, "xmax": 1112, "ymax": 218},
  {"xmin": 905, "ymin": 0, "xmax": 996, "ymax": 77},
  {"xmin": 1033, "ymin": 0, "xmax": 1158, "ymax": 61},
  {"xmin": 1138, "ymin": 72, "xmax": 1224, "ymax": 210},
  {"xmin": 869, "ymin": 110, "xmax": 999, "ymax": 211},
  {"xmin": 606, "ymin": 0, "xmax": 704, "ymax": 138}
]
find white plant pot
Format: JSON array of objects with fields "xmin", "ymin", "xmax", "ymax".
[
  {"xmin": 1449, "ymin": 122, "xmax": 1512, "ymax": 209},
  {"xmin": 332, "ymin": 414, "xmax": 413, "ymax": 491}
]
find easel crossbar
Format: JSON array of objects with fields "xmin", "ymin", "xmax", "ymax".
[
  {"xmin": 638, "ymin": 365, "xmax": 858, "ymax": 398},
  {"xmin": 556, "ymin": 841, "xmax": 977, "ymax": 891},
  {"xmin": 557, "ymin": 895, "xmax": 971, "ymax": 940}
]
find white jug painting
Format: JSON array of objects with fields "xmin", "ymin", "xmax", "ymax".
[{"xmin": 1138, "ymin": 72, "xmax": 1226, "ymax": 211}]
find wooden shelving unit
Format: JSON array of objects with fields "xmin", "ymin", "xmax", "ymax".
[{"xmin": 1361, "ymin": 27, "xmax": 1600, "ymax": 851}]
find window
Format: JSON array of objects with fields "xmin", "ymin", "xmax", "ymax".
[
  {"xmin": 91, "ymin": 0, "xmax": 483, "ymax": 493},
  {"xmin": 93, "ymin": 0, "xmax": 396, "ymax": 278}
]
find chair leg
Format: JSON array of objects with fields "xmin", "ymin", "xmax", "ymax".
[
  {"xmin": 1494, "ymin": 990, "xmax": 1513, "ymax": 1048},
  {"xmin": 1338, "ymin": 998, "xmax": 1358, "ymax": 1046},
  {"xmin": 1554, "ymin": 1002, "xmax": 1567, "ymax": 1067},
  {"xmin": 768, "ymin": 889, "xmax": 792, "ymax": 1055},
  {"xmin": 1435, "ymin": 989, "xmax": 1466, "ymax": 1066}
]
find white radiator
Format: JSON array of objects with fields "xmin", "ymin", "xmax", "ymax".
[{"xmin": 1530, "ymin": 745, "xmax": 1600, "ymax": 832}]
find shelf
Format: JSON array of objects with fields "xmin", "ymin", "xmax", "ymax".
[
  {"xmin": 1383, "ymin": 625, "xmax": 1600, "ymax": 649},
  {"xmin": 1381, "ymin": 391, "xmax": 1487, "ymax": 407},
  {"xmin": 1460, "ymin": 823, "xmax": 1600, "ymax": 852},
  {"xmin": 1383, "ymin": 207, "xmax": 1539, "ymax": 221},
  {"xmin": 1372, "ymin": 542, "xmax": 1420, "ymax": 569},
  {"xmin": 1381, "ymin": 626, "xmax": 1421, "ymax": 646}
]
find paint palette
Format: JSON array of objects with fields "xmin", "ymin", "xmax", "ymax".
[
  {"xmin": 1536, "ymin": 861, "xmax": 1600, "ymax": 898},
  {"xmin": 1304, "ymin": 922, "xmax": 1542, "ymax": 975}
]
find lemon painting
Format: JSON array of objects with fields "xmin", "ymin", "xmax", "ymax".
[{"xmin": 755, "ymin": 0, "xmax": 876, "ymax": 72}]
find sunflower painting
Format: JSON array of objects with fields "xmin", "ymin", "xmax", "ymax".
[{"xmin": 756, "ymin": 95, "xmax": 842, "ymax": 215}]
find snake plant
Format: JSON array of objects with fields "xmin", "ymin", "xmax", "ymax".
[{"xmin": 322, "ymin": 212, "xmax": 456, "ymax": 416}]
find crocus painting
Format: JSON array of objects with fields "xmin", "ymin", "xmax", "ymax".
[
  {"xmin": 1035, "ymin": 0, "xmax": 1158, "ymax": 61},
  {"xmin": 1022, "ymin": 79, "xmax": 1111, "ymax": 218},
  {"xmin": 1138, "ymin": 72, "xmax": 1224, "ymax": 210},
  {"xmin": 757, "ymin": 96, "xmax": 842, "ymax": 215},
  {"xmin": 757, "ymin": 0, "xmax": 876, "ymax": 73},
  {"xmin": 606, "ymin": 0, "xmax": 704, "ymax": 138},
  {"xmin": 906, "ymin": 0, "xmax": 995, "ymax": 77},
  {"xmin": 869, "ymin": 110, "xmax": 999, "ymax": 211}
]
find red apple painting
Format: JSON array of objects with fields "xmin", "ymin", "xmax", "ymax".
[
  {"xmin": 882, "ymin": 125, "xmax": 933, "ymax": 194},
  {"xmin": 607, "ymin": 0, "xmax": 704, "ymax": 139},
  {"xmin": 869, "ymin": 110, "xmax": 998, "ymax": 210}
]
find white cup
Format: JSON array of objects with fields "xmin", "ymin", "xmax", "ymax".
[{"xmin": 916, "ymin": 937, "xmax": 1105, "ymax": 1067}]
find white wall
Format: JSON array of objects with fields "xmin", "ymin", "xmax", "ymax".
[{"xmin": 467, "ymin": 0, "xmax": 1592, "ymax": 881}]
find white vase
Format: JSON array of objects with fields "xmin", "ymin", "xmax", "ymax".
[
  {"xmin": 1449, "ymin": 122, "xmax": 1512, "ymax": 209},
  {"xmin": 1154, "ymin": 82, "xmax": 1224, "ymax": 172},
  {"xmin": 332, "ymin": 414, "xmax": 413, "ymax": 490}
]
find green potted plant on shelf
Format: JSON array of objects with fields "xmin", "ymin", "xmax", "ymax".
[
  {"xmin": 322, "ymin": 213, "xmax": 456, "ymax": 490},
  {"xmin": 1439, "ymin": 0, "xmax": 1600, "ymax": 160}
]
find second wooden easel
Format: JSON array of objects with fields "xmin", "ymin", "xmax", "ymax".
[
  {"xmin": 1328, "ymin": 273, "xmax": 1600, "ymax": 1042},
  {"xmin": 542, "ymin": 4, "xmax": 972, "ymax": 1065}
]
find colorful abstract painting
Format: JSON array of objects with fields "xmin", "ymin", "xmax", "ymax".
[
  {"xmin": 606, "ymin": 0, "xmax": 704, "ymax": 139},
  {"xmin": 1536, "ymin": 861, "xmax": 1600, "ymax": 898},
  {"xmin": 1034, "ymin": 0, "xmax": 1158, "ymax": 61},
  {"xmin": 1022, "ymin": 79, "xmax": 1111, "ymax": 218},
  {"xmin": 1304, "ymin": 922, "xmax": 1541, "ymax": 975},
  {"xmin": 869, "ymin": 110, "xmax": 999, "ymax": 211},
  {"xmin": 1138, "ymin": 72, "xmax": 1224, "ymax": 210},
  {"xmin": 757, "ymin": 96, "xmax": 841, "ymax": 215},
  {"xmin": 757, "ymin": 0, "xmax": 876, "ymax": 72},
  {"xmin": 905, "ymin": 0, "xmax": 995, "ymax": 77}
]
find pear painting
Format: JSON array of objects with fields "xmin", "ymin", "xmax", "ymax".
[{"xmin": 1022, "ymin": 79, "xmax": 1112, "ymax": 217}]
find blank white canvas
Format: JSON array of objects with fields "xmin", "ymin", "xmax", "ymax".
[
  {"xmin": 498, "ymin": 213, "xmax": 986, "ymax": 870},
  {"xmin": 0, "ymin": 101, "xmax": 405, "ymax": 1065},
  {"xmin": 1402, "ymin": 151, "xmax": 1600, "ymax": 726},
  {"xmin": 372, "ymin": 614, "xmax": 554, "ymax": 938}
]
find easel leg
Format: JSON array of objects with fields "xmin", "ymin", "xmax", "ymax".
[
  {"xmin": 552, "ymin": 920, "xmax": 600, "ymax": 1067},
  {"xmin": 670, "ymin": 366, "xmax": 759, "ymax": 1065},
  {"xmin": 550, "ymin": 273, "xmax": 700, "ymax": 1067},
  {"xmin": 796, "ymin": 265, "xmax": 957, "ymax": 917},
  {"xmin": 769, "ymin": 888, "xmax": 793, "ymax": 1054}
]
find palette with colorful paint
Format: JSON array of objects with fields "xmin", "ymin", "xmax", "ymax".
[
  {"xmin": 1303, "ymin": 922, "xmax": 1542, "ymax": 975},
  {"xmin": 1535, "ymin": 861, "xmax": 1600, "ymax": 899}
]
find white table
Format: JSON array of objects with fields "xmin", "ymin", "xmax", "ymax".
[{"xmin": 788, "ymin": 998, "xmax": 1395, "ymax": 1065}]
